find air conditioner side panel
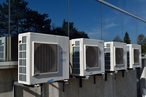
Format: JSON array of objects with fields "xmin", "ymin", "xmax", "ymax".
[
  {"xmin": 70, "ymin": 38, "xmax": 84, "ymax": 76},
  {"xmin": 123, "ymin": 43, "xmax": 127, "ymax": 69},
  {"xmin": 80, "ymin": 39, "xmax": 84, "ymax": 76},
  {"xmin": 70, "ymin": 40, "xmax": 73, "ymax": 75},
  {"xmin": 104, "ymin": 42, "xmax": 115, "ymax": 71},
  {"xmin": 18, "ymin": 33, "xmax": 31, "ymax": 84},
  {"xmin": 57, "ymin": 36, "xmax": 69, "ymax": 80},
  {"xmin": 139, "ymin": 45, "xmax": 142, "ymax": 68},
  {"xmin": 111, "ymin": 42, "xmax": 115, "ymax": 71},
  {"xmin": 100, "ymin": 41, "xmax": 105, "ymax": 74},
  {"xmin": 128, "ymin": 45, "xmax": 133, "ymax": 69}
]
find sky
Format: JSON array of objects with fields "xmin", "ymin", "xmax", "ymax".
[{"xmin": 0, "ymin": 0, "xmax": 146, "ymax": 43}]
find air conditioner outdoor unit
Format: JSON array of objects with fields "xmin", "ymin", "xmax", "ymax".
[
  {"xmin": 104, "ymin": 42, "xmax": 127, "ymax": 72},
  {"xmin": 0, "ymin": 36, "xmax": 18, "ymax": 68},
  {"xmin": 70, "ymin": 38, "xmax": 104, "ymax": 76},
  {"xmin": 18, "ymin": 32, "xmax": 69, "ymax": 85},
  {"xmin": 127, "ymin": 44, "xmax": 141, "ymax": 69}
]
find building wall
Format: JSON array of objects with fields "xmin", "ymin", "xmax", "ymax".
[
  {"xmin": 13, "ymin": 70, "xmax": 137, "ymax": 97},
  {"xmin": 0, "ymin": 68, "xmax": 137, "ymax": 97},
  {"xmin": 0, "ymin": 68, "xmax": 17, "ymax": 97}
]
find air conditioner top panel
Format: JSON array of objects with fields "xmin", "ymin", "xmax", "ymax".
[
  {"xmin": 104, "ymin": 42, "xmax": 126, "ymax": 47},
  {"xmin": 105, "ymin": 41, "xmax": 126, "ymax": 44},
  {"xmin": 71, "ymin": 38, "xmax": 104, "ymax": 46},
  {"xmin": 71, "ymin": 38, "xmax": 103, "ymax": 42},
  {"xmin": 127, "ymin": 44, "xmax": 141, "ymax": 48},
  {"xmin": 20, "ymin": 32, "xmax": 69, "ymax": 39}
]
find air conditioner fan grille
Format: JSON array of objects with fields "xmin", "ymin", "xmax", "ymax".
[
  {"xmin": 134, "ymin": 49, "xmax": 139, "ymax": 64},
  {"xmin": 115, "ymin": 48, "xmax": 124, "ymax": 65},
  {"xmin": 86, "ymin": 46, "xmax": 98, "ymax": 69},
  {"xmin": 34, "ymin": 43, "xmax": 58, "ymax": 74}
]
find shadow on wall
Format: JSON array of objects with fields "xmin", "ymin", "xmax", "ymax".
[
  {"xmin": 13, "ymin": 71, "xmax": 138, "ymax": 97},
  {"xmin": 15, "ymin": 86, "xmax": 41, "ymax": 97},
  {"xmin": 0, "ymin": 68, "xmax": 17, "ymax": 93},
  {"xmin": 14, "ymin": 82, "xmax": 64, "ymax": 97}
]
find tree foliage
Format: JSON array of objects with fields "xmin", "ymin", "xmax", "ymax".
[
  {"xmin": 113, "ymin": 35, "xmax": 122, "ymax": 42},
  {"xmin": 51, "ymin": 20, "xmax": 89, "ymax": 39},
  {"xmin": 0, "ymin": 0, "xmax": 89, "ymax": 39},
  {"xmin": 137, "ymin": 34, "xmax": 146, "ymax": 55},
  {"xmin": 123, "ymin": 32, "xmax": 131, "ymax": 44},
  {"xmin": 0, "ymin": 0, "xmax": 51, "ymax": 36}
]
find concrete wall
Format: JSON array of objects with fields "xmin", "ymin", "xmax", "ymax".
[
  {"xmin": 0, "ymin": 68, "xmax": 17, "ymax": 97},
  {"xmin": 14, "ymin": 70, "xmax": 137, "ymax": 97},
  {"xmin": 0, "ymin": 68, "xmax": 138, "ymax": 97}
]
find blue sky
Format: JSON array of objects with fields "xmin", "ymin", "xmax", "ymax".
[{"xmin": 0, "ymin": 0, "xmax": 146, "ymax": 43}]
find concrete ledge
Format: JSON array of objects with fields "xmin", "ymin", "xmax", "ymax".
[{"xmin": 0, "ymin": 61, "xmax": 18, "ymax": 69}]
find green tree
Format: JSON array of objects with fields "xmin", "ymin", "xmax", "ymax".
[
  {"xmin": 123, "ymin": 32, "xmax": 131, "ymax": 44},
  {"xmin": 113, "ymin": 35, "xmax": 122, "ymax": 42},
  {"xmin": 0, "ymin": 0, "xmax": 51, "ymax": 36},
  {"xmin": 52, "ymin": 20, "xmax": 89, "ymax": 39},
  {"xmin": 63, "ymin": 20, "xmax": 89, "ymax": 39},
  {"xmin": 23, "ymin": 9, "xmax": 51, "ymax": 34},
  {"xmin": 137, "ymin": 34, "xmax": 146, "ymax": 55},
  {"xmin": 0, "ymin": 1, "xmax": 88, "ymax": 38}
]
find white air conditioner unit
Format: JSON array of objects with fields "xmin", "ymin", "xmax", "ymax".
[
  {"xmin": 0, "ymin": 37, "xmax": 6, "ymax": 61},
  {"xmin": 70, "ymin": 38, "xmax": 104, "ymax": 76},
  {"xmin": 0, "ymin": 36, "xmax": 18, "ymax": 68},
  {"xmin": 104, "ymin": 42, "xmax": 127, "ymax": 71},
  {"xmin": 18, "ymin": 32, "xmax": 69, "ymax": 85},
  {"xmin": 0, "ymin": 36, "xmax": 18, "ymax": 61},
  {"xmin": 127, "ymin": 44, "xmax": 141, "ymax": 69}
]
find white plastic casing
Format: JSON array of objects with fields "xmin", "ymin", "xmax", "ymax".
[
  {"xmin": 104, "ymin": 42, "xmax": 127, "ymax": 71},
  {"xmin": 18, "ymin": 32, "xmax": 69, "ymax": 85},
  {"xmin": 70, "ymin": 38, "xmax": 105, "ymax": 76},
  {"xmin": 127, "ymin": 44, "xmax": 141, "ymax": 69}
]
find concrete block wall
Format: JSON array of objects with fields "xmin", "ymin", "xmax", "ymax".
[
  {"xmin": 0, "ymin": 68, "xmax": 17, "ymax": 97},
  {"xmin": 14, "ymin": 70, "xmax": 137, "ymax": 97},
  {"xmin": 0, "ymin": 68, "xmax": 137, "ymax": 97}
]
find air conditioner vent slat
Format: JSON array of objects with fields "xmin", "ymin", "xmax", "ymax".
[
  {"xmin": 0, "ymin": 46, "xmax": 4, "ymax": 51},
  {"xmin": 19, "ymin": 75, "xmax": 26, "ymax": 81}
]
